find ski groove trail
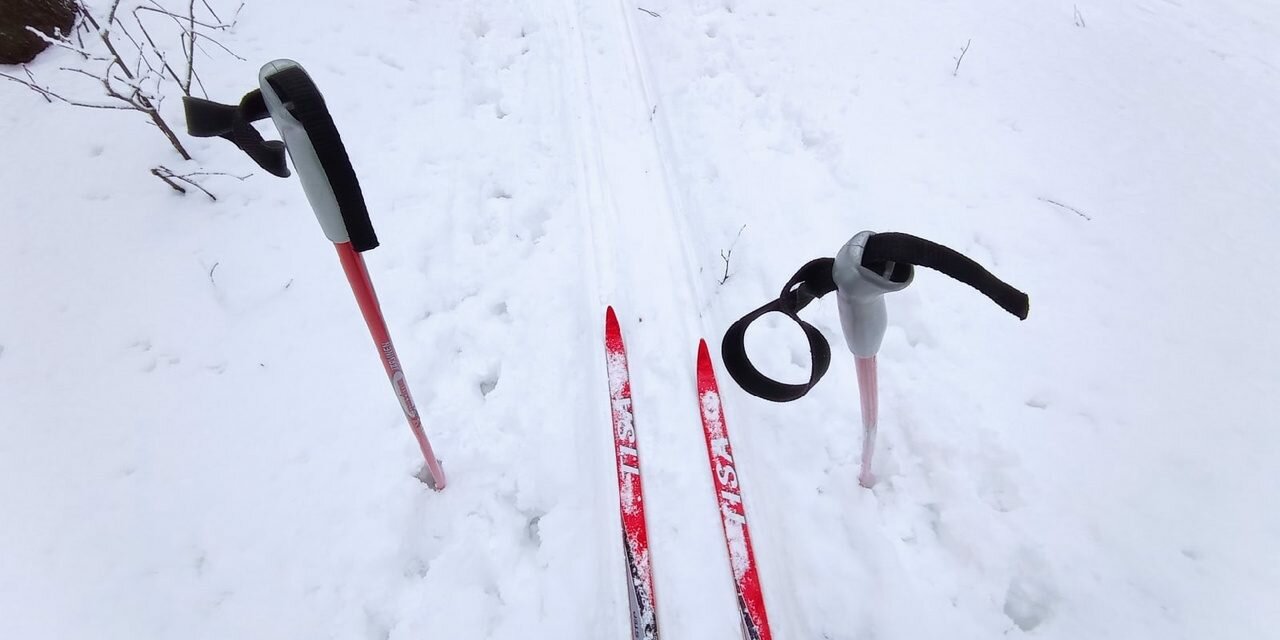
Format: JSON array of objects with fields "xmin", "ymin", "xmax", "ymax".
[{"xmin": 559, "ymin": 0, "xmax": 757, "ymax": 636}]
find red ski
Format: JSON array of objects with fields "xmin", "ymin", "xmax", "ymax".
[
  {"xmin": 696, "ymin": 340, "xmax": 773, "ymax": 640},
  {"xmin": 604, "ymin": 307, "xmax": 660, "ymax": 640}
]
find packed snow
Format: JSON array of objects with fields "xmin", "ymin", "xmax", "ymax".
[{"xmin": 2, "ymin": 0, "xmax": 1278, "ymax": 638}]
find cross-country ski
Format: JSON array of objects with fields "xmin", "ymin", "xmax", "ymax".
[
  {"xmin": 603, "ymin": 307, "xmax": 661, "ymax": 640},
  {"xmin": 696, "ymin": 340, "xmax": 772, "ymax": 640}
]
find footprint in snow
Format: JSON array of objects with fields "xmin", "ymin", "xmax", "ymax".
[{"xmin": 1003, "ymin": 552, "xmax": 1060, "ymax": 632}]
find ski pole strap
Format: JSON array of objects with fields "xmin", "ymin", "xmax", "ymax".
[
  {"xmin": 182, "ymin": 60, "xmax": 379, "ymax": 252},
  {"xmin": 721, "ymin": 258, "xmax": 838, "ymax": 403},
  {"xmin": 862, "ymin": 233, "xmax": 1029, "ymax": 320},
  {"xmin": 183, "ymin": 89, "xmax": 289, "ymax": 178},
  {"xmin": 721, "ymin": 232, "xmax": 1030, "ymax": 403}
]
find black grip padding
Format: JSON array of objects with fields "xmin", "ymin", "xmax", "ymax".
[
  {"xmin": 863, "ymin": 232, "xmax": 1029, "ymax": 320},
  {"xmin": 264, "ymin": 68, "xmax": 379, "ymax": 252},
  {"xmin": 183, "ymin": 91, "xmax": 289, "ymax": 178},
  {"xmin": 721, "ymin": 258, "xmax": 838, "ymax": 402}
]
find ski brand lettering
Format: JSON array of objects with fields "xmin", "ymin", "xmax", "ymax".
[
  {"xmin": 712, "ymin": 438, "xmax": 738, "ymax": 486},
  {"xmin": 619, "ymin": 445, "xmax": 641, "ymax": 476}
]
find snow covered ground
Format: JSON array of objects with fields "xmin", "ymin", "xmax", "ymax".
[{"xmin": 2, "ymin": 0, "xmax": 1278, "ymax": 638}]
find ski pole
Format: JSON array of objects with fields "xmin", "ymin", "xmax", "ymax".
[
  {"xmin": 721, "ymin": 231, "xmax": 1029, "ymax": 488},
  {"xmin": 182, "ymin": 59, "xmax": 446, "ymax": 489}
]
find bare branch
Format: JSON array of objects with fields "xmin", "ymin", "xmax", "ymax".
[
  {"xmin": 201, "ymin": 0, "xmax": 222, "ymax": 23},
  {"xmin": 106, "ymin": 0, "xmax": 125, "ymax": 25},
  {"xmin": 24, "ymin": 25, "xmax": 109, "ymax": 60},
  {"xmin": 953, "ymin": 39, "xmax": 972, "ymax": 77},
  {"xmin": 152, "ymin": 165, "xmax": 246, "ymax": 201},
  {"xmin": 152, "ymin": 166, "xmax": 189, "ymax": 194},
  {"xmin": 637, "ymin": 7, "xmax": 661, "ymax": 18},
  {"xmin": 185, "ymin": 0, "xmax": 196, "ymax": 91},
  {"xmin": 79, "ymin": 2, "xmax": 102, "ymax": 31},
  {"xmin": 23, "ymin": 67, "xmax": 52, "ymax": 103},
  {"xmin": 190, "ymin": 33, "xmax": 244, "ymax": 60},
  {"xmin": 183, "ymin": 170, "xmax": 251, "ymax": 180},
  {"xmin": 152, "ymin": 165, "xmax": 214, "ymax": 199},
  {"xmin": 136, "ymin": 4, "xmax": 236, "ymax": 30},
  {"xmin": 190, "ymin": 64, "xmax": 208, "ymax": 97},
  {"xmin": 717, "ymin": 225, "xmax": 747, "ymax": 285},
  {"xmin": 0, "ymin": 72, "xmax": 133, "ymax": 109},
  {"xmin": 3, "ymin": 0, "xmax": 232, "ymax": 162},
  {"xmin": 134, "ymin": 14, "xmax": 185, "ymax": 90}
]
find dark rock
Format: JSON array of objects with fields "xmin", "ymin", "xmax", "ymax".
[{"xmin": 1, "ymin": 0, "xmax": 78, "ymax": 65}]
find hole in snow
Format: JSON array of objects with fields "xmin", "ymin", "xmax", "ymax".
[
  {"xmin": 526, "ymin": 513, "xmax": 543, "ymax": 545},
  {"xmin": 480, "ymin": 373, "xmax": 499, "ymax": 397},
  {"xmin": 1003, "ymin": 573, "xmax": 1057, "ymax": 632}
]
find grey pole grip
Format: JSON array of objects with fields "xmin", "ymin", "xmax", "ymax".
[
  {"xmin": 832, "ymin": 231, "xmax": 914, "ymax": 357},
  {"xmin": 258, "ymin": 60, "xmax": 350, "ymax": 245}
]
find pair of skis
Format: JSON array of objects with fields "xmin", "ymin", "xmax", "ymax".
[{"xmin": 603, "ymin": 307, "xmax": 771, "ymax": 640}]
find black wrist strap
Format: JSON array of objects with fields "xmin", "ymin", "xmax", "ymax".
[
  {"xmin": 864, "ymin": 232, "xmax": 1029, "ymax": 319},
  {"xmin": 721, "ymin": 258, "xmax": 838, "ymax": 402},
  {"xmin": 721, "ymin": 233, "xmax": 1030, "ymax": 403},
  {"xmin": 183, "ymin": 90, "xmax": 290, "ymax": 178}
]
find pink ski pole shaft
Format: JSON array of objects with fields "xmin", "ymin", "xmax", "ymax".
[
  {"xmin": 336, "ymin": 242, "xmax": 446, "ymax": 490},
  {"xmin": 854, "ymin": 356, "xmax": 878, "ymax": 489}
]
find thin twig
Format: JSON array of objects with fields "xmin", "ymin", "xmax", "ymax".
[
  {"xmin": 135, "ymin": 4, "xmax": 235, "ymax": 30},
  {"xmin": 183, "ymin": 171, "xmax": 250, "ymax": 180},
  {"xmin": 953, "ymin": 38, "xmax": 972, "ymax": 77},
  {"xmin": 718, "ymin": 225, "xmax": 747, "ymax": 285},
  {"xmin": 0, "ymin": 73, "xmax": 132, "ymax": 109},
  {"xmin": 201, "ymin": 0, "xmax": 222, "ymax": 23},
  {"xmin": 1039, "ymin": 197, "xmax": 1092, "ymax": 221},
  {"xmin": 152, "ymin": 165, "xmax": 248, "ymax": 200},
  {"xmin": 24, "ymin": 25, "xmax": 108, "ymax": 60},
  {"xmin": 23, "ymin": 67, "xmax": 52, "ymax": 103},
  {"xmin": 637, "ymin": 7, "xmax": 661, "ymax": 18},
  {"xmin": 152, "ymin": 166, "xmax": 189, "ymax": 194},
  {"xmin": 134, "ymin": 15, "xmax": 184, "ymax": 90},
  {"xmin": 185, "ymin": 0, "xmax": 196, "ymax": 91},
  {"xmin": 186, "ymin": 31, "xmax": 244, "ymax": 60}
]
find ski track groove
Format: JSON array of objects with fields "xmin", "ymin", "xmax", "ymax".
[
  {"xmin": 559, "ymin": 0, "xmax": 752, "ymax": 636},
  {"xmin": 614, "ymin": 0, "xmax": 711, "ymax": 325},
  {"xmin": 553, "ymin": 0, "xmax": 632, "ymax": 636},
  {"xmin": 561, "ymin": 0, "xmax": 804, "ymax": 637},
  {"xmin": 614, "ymin": 3, "xmax": 808, "ymax": 637}
]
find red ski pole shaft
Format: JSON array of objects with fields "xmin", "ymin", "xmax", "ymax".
[{"xmin": 335, "ymin": 242, "xmax": 447, "ymax": 490}]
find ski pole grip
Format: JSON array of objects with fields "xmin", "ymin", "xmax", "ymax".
[
  {"xmin": 258, "ymin": 59, "xmax": 379, "ymax": 252},
  {"xmin": 832, "ymin": 231, "xmax": 914, "ymax": 357},
  {"xmin": 861, "ymin": 232, "xmax": 1029, "ymax": 320}
]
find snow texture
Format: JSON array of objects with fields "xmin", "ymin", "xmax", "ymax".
[{"xmin": 2, "ymin": 0, "xmax": 1279, "ymax": 638}]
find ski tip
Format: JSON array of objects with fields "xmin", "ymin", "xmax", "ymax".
[
  {"xmin": 605, "ymin": 305, "xmax": 618, "ymax": 329},
  {"xmin": 697, "ymin": 339, "xmax": 711, "ymax": 365}
]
